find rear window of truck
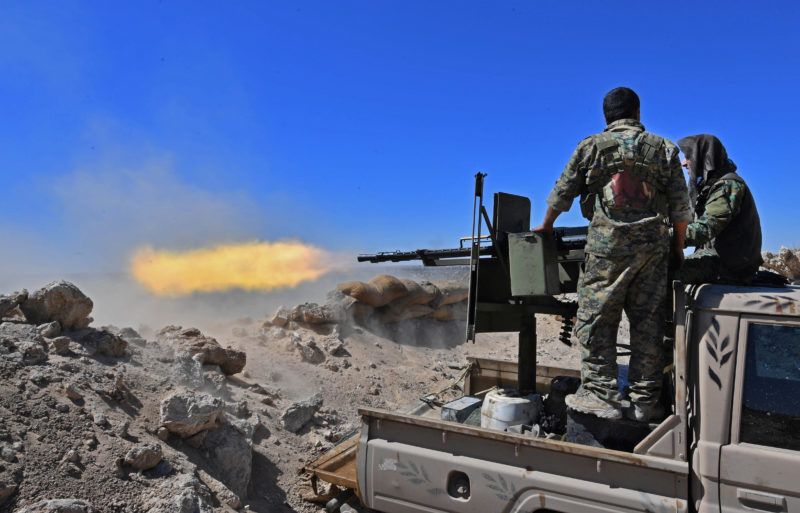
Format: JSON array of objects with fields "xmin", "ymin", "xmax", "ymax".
[{"xmin": 740, "ymin": 323, "xmax": 800, "ymax": 451}]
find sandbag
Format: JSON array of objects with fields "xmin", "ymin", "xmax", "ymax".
[
  {"xmin": 378, "ymin": 304, "xmax": 435, "ymax": 324},
  {"xmin": 337, "ymin": 281, "xmax": 384, "ymax": 307},
  {"xmin": 340, "ymin": 295, "xmax": 374, "ymax": 320},
  {"xmin": 399, "ymin": 279, "xmax": 440, "ymax": 306},
  {"xmin": 435, "ymin": 281, "xmax": 469, "ymax": 307},
  {"xmin": 430, "ymin": 303, "xmax": 468, "ymax": 321},
  {"xmin": 337, "ymin": 276, "xmax": 408, "ymax": 308},
  {"xmin": 367, "ymin": 275, "xmax": 409, "ymax": 305}
]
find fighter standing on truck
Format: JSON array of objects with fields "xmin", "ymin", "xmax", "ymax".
[
  {"xmin": 534, "ymin": 87, "xmax": 692, "ymax": 422},
  {"xmin": 676, "ymin": 134, "xmax": 763, "ymax": 284}
]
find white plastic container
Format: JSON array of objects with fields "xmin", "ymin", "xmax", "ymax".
[{"xmin": 480, "ymin": 389, "xmax": 541, "ymax": 431}]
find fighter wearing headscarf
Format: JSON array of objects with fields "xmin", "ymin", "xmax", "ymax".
[{"xmin": 676, "ymin": 134, "xmax": 762, "ymax": 283}]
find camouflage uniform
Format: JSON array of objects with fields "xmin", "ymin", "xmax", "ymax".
[
  {"xmin": 547, "ymin": 119, "xmax": 691, "ymax": 406},
  {"xmin": 674, "ymin": 248, "xmax": 720, "ymax": 284},
  {"xmin": 677, "ymin": 175, "xmax": 763, "ymax": 283}
]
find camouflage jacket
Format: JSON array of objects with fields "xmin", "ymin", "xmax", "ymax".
[
  {"xmin": 687, "ymin": 173, "xmax": 762, "ymax": 275},
  {"xmin": 546, "ymin": 119, "xmax": 692, "ymax": 256}
]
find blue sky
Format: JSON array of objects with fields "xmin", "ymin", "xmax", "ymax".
[{"xmin": 1, "ymin": 1, "xmax": 798, "ymax": 276}]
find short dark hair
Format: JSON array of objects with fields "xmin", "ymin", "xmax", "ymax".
[{"xmin": 603, "ymin": 87, "xmax": 640, "ymax": 124}]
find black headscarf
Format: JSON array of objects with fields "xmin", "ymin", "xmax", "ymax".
[{"xmin": 677, "ymin": 134, "xmax": 737, "ymax": 211}]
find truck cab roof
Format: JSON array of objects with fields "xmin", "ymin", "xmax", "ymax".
[{"xmin": 690, "ymin": 283, "xmax": 800, "ymax": 317}]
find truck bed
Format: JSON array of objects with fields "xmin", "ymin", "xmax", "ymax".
[{"xmin": 308, "ymin": 357, "xmax": 690, "ymax": 513}]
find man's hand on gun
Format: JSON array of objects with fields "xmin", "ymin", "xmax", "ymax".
[{"xmin": 534, "ymin": 206, "xmax": 561, "ymax": 235}]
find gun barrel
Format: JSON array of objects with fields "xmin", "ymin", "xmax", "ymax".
[
  {"xmin": 357, "ymin": 247, "xmax": 492, "ymax": 264},
  {"xmin": 357, "ymin": 227, "xmax": 588, "ymax": 265}
]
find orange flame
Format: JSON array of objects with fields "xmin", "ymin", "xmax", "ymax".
[{"xmin": 130, "ymin": 241, "xmax": 330, "ymax": 296}]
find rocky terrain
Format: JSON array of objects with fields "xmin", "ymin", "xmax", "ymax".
[
  {"xmin": 0, "ymin": 277, "xmax": 577, "ymax": 513},
  {"xmin": 762, "ymin": 247, "xmax": 800, "ymax": 283}
]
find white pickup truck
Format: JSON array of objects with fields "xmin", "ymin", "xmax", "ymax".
[{"xmin": 308, "ymin": 283, "xmax": 800, "ymax": 513}]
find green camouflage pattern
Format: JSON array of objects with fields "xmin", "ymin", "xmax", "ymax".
[
  {"xmin": 546, "ymin": 119, "xmax": 692, "ymax": 257},
  {"xmin": 547, "ymin": 119, "xmax": 690, "ymax": 409},
  {"xmin": 675, "ymin": 248, "xmax": 721, "ymax": 284},
  {"xmin": 686, "ymin": 178, "xmax": 747, "ymax": 247},
  {"xmin": 575, "ymin": 249, "xmax": 669, "ymax": 406},
  {"xmin": 683, "ymin": 175, "xmax": 762, "ymax": 282}
]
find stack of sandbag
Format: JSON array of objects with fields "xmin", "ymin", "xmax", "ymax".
[
  {"xmin": 264, "ymin": 275, "xmax": 470, "ymax": 330},
  {"xmin": 336, "ymin": 275, "xmax": 468, "ymax": 324}
]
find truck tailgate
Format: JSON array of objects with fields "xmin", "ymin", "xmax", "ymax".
[
  {"xmin": 360, "ymin": 408, "xmax": 689, "ymax": 513},
  {"xmin": 305, "ymin": 434, "xmax": 360, "ymax": 494}
]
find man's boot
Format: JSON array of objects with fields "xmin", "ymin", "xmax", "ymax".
[
  {"xmin": 565, "ymin": 388, "xmax": 622, "ymax": 420},
  {"xmin": 625, "ymin": 402, "xmax": 665, "ymax": 423}
]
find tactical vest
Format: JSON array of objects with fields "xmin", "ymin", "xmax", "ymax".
[
  {"xmin": 580, "ymin": 131, "xmax": 669, "ymax": 220},
  {"xmin": 705, "ymin": 173, "xmax": 763, "ymax": 278}
]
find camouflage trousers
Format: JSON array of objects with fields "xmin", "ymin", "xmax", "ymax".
[{"xmin": 575, "ymin": 249, "xmax": 669, "ymax": 406}]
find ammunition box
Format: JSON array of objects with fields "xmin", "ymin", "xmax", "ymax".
[
  {"xmin": 441, "ymin": 396, "xmax": 482, "ymax": 423},
  {"xmin": 508, "ymin": 232, "xmax": 561, "ymax": 296}
]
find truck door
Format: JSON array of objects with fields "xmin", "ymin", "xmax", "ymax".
[{"xmin": 719, "ymin": 317, "xmax": 800, "ymax": 513}]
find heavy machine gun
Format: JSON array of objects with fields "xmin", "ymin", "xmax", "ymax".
[
  {"xmin": 356, "ymin": 229, "xmax": 586, "ymax": 266},
  {"xmin": 358, "ymin": 173, "xmax": 589, "ymax": 393}
]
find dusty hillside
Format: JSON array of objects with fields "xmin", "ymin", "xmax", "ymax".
[{"xmin": 0, "ymin": 276, "xmax": 582, "ymax": 513}]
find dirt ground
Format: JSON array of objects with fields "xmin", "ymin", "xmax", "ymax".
[
  {"xmin": 208, "ymin": 308, "xmax": 584, "ymax": 512},
  {"xmin": 0, "ymin": 272, "xmax": 637, "ymax": 513}
]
